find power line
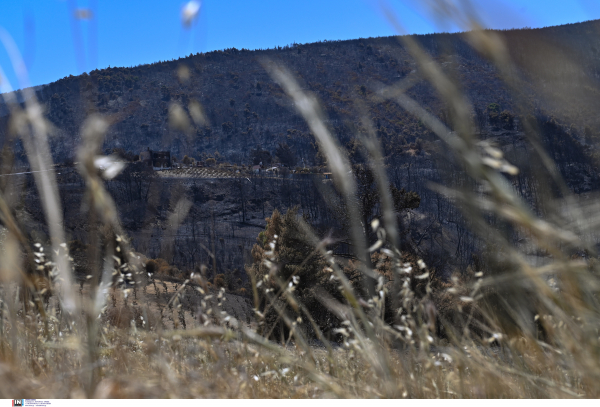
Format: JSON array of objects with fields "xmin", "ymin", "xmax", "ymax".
[{"xmin": 0, "ymin": 168, "xmax": 59, "ymax": 177}]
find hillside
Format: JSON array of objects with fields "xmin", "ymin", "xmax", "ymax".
[
  {"xmin": 3, "ymin": 20, "xmax": 600, "ymax": 280},
  {"xmin": 2, "ymin": 20, "xmax": 600, "ymax": 166}
]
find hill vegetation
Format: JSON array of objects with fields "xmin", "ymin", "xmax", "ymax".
[
  {"xmin": 4, "ymin": 21, "xmax": 600, "ymax": 283},
  {"xmin": 2, "ymin": 20, "xmax": 600, "ymax": 168}
]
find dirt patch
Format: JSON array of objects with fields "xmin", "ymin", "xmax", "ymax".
[{"xmin": 77, "ymin": 277, "xmax": 255, "ymax": 331}]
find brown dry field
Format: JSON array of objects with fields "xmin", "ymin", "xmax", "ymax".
[{"xmin": 76, "ymin": 278, "xmax": 255, "ymax": 332}]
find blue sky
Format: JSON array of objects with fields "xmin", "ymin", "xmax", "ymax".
[{"xmin": 1, "ymin": 0, "xmax": 600, "ymax": 90}]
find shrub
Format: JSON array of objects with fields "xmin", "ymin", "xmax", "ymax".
[
  {"xmin": 213, "ymin": 274, "xmax": 226, "ymax": 288},
  {"xmin": 247, "ymin": 207, "xmax": 344, "ymax": 340}
]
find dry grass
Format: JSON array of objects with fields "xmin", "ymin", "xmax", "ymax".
[{"xmin": 1, "ymin": 1, "xmax": 600, "ymax": 398}]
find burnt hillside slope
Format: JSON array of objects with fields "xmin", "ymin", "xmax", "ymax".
[
  {"xmin": 2, "ymin": 20, "xmax": 600, "ymax": 169},
  {"xmin": 3, "ymin": 20, "xmax": 600, "ymax": 279}
]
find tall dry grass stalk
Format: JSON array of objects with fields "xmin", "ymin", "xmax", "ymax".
[{"xmin": 0, "ymin": 0, "xmax": 598, "ymax": 398}]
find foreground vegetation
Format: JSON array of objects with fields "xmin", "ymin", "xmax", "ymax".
[{"xmin": 1, "ymin": 5, "xmax": 600, "ymax": 399}]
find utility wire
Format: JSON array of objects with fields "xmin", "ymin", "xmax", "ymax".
[{"xmin": 0, "ymin": 168, "xmax": 59, "ymax": 177}]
